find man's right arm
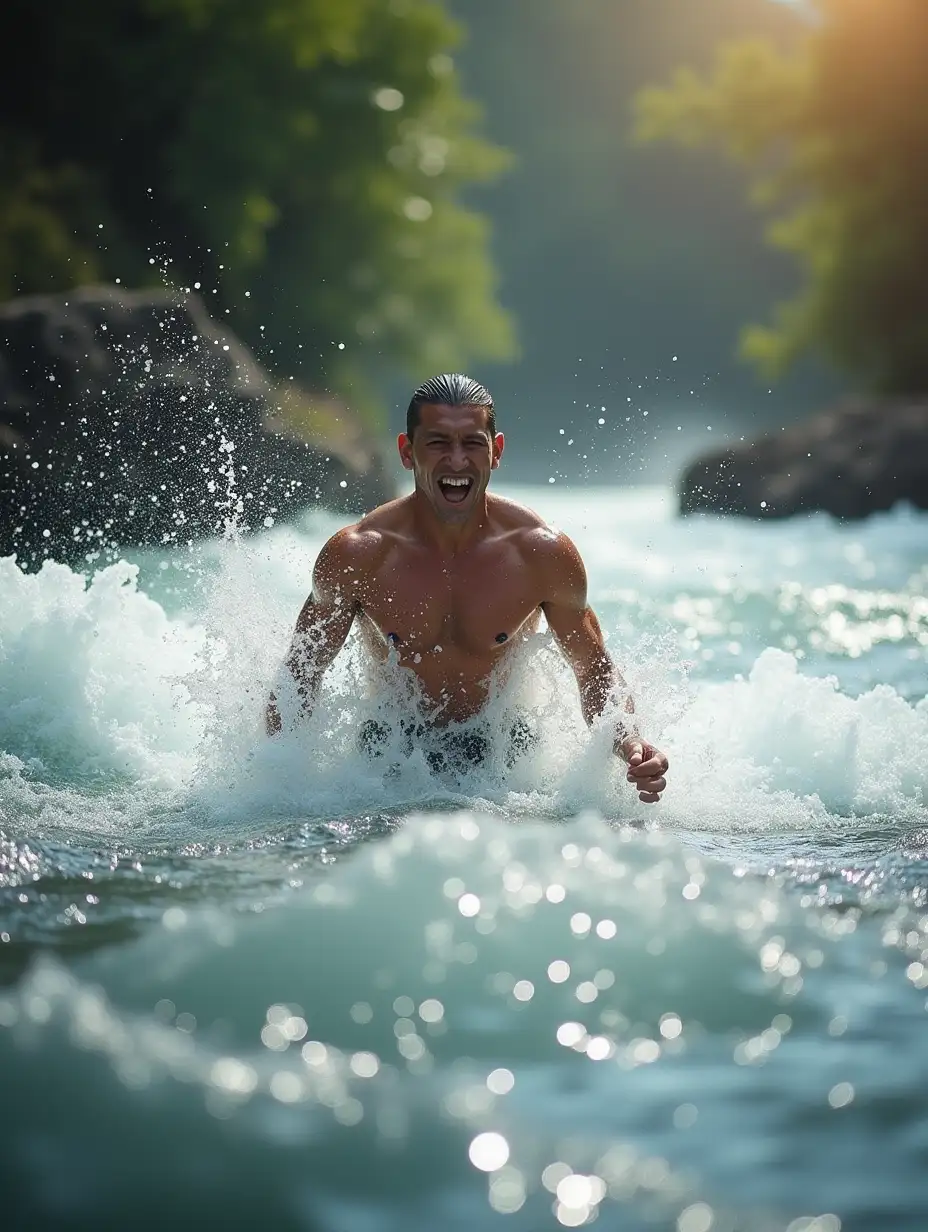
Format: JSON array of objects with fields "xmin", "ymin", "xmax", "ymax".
[{"xmin": 265, "ymin": 529, "xmax": 366, "ymax": 735}]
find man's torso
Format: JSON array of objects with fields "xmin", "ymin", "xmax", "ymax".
[{"xmin": 345, "ymin": 495, "xmax": 556, "ymax": 721}]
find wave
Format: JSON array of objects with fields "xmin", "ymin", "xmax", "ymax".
[{"xmin": 0, "ymin": 549, "xmax": 925, "ymax": 853}]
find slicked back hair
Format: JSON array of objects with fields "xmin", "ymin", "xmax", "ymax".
[{"xmin": 406, "ymin": 373, "xmax": 495, "ymax": 440}]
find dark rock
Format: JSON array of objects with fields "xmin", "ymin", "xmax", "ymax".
[
  {"xmin": 679, "ymin": 400, "xmax": 928, "ymax": 519},
  {"xmin": 0, "ymin": 286, "xmax": 394, "ymax": 566}
]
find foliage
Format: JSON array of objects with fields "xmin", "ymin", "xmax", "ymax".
[
  {"xmin": 634, "ymin": 0, "xmax": 928, "ymax": 395},
  {"xmin": 0, "ymin": 0, "xmax": 514, "ymax": 420}
]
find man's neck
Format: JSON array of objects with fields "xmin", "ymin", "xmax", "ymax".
[{"xmin": 410, "ymin": 488, "xmax": 490, "ymax": 555}]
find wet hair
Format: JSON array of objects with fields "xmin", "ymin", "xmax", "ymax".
[{"xmin": 406, "ymin": 373, "xmax": 495, "ymax": 439}]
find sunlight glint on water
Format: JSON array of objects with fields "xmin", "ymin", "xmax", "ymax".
[{"xmin": 1, "ymin": 485, "xmax": 927, "ymax": 1231}]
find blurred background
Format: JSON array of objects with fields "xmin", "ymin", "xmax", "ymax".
[
  {"xmin": 1, "ymin": 0, "xmax": 925, "ymax": 502},
  {"xmin": 4, "ymin": 10, "xmax": 928, "ymax": 1229}
]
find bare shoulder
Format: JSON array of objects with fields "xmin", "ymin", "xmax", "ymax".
[
  {"xmin": 355, "ymin": 493, "xmax": 414, "ymax": 535},
  {"xmin": 318, "ymin": 496, "xmax": 410, "ymax": 565},
  {"xmin": 486, "ymin": 495, "xmax": 587, "ymax": 602},
  {"xmin": 486, "ymin": 492, "xmax": 549, "ymax": 533},
  {"xmin": 530, "ymin": 527, "xmax": 587, "ymax": 603},
  {"xmin": 487, "ymin": 495, "xmax": 581, "ymax": 562},
  {"xmin": 312, "ymin": 495, "xmax": 414, "ymax": 596},
  {"xmin": 311, "ymin": 520, "xmax": 384, "ymax": 598},
  {"xmin": 316, "ymin": 524, "xmax": 373, "ymax": 571}
]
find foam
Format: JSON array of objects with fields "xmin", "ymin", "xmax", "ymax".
[
  {"xmin": 2, "ymin": 477, "xmax": 928, "ymax": 845},
  {"xmin": 2, "ymin": 536, "xmax": 926, "ymax": 850},
  {"xmin": 660, "ymin": 649, "xmax": 928, "ymax": 830},
  {"xmin": 0, "ymin": 557, "xmax": 206, "ymax": 788}
]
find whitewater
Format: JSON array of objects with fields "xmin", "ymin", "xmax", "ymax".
[{"xmin": 2, "ymin": 483, "xmax": 927, "ymax": 1231}]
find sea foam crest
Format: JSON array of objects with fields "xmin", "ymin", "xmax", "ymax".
[{"xmin": 1, "ymin": 552, "xmax": 925, "ymax": 840}]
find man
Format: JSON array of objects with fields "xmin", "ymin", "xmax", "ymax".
[{"xmin": 266, "ymin": 374, "xmax": 669, "ymax": 803}]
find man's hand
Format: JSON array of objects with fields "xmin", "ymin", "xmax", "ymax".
[{"xmin": 618, "ymin": 737, "xmax": 669, "ymax": 804}]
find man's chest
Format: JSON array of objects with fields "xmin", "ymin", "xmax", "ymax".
[{"xmin": 357, "ymin": 551, "xmax": 543, "ymax": 656}]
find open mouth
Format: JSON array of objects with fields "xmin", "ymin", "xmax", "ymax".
[{"xmin": 437, "ymin": 476, "xmax": 474, "ymax": 504}]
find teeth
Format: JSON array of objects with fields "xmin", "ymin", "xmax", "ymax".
[{"xmin": 441, "ymin": 477, "xmax": 471, "ymax": 487}]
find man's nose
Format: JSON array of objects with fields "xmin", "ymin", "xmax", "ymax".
[{"xmin": 448, "ymin": 443, "xmax": 468, "ymax": 469}]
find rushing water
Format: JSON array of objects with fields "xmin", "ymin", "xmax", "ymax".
[{"xmin": 1, "ymin": 484, "xmax": 927, "ymax": 1232}]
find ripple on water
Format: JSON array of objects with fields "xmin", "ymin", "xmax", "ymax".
[{"xmin": 3, "ymin": 814, "xmax": 928, "ymax": 1229}]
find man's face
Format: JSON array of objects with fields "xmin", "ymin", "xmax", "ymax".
[{"xmin": 398, "ymin": 403, "xmax": 504, "ymax": 523}]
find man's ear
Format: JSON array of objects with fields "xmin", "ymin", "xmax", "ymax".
[
  {"xmin": 397, "ymin": 432, "xmax": 414, "ymax": 471},
  {"xmin": 491, "ymin": 432, "xmax": 505, "ymax": 469}
]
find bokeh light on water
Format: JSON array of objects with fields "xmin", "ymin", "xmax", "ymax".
[{"xmin": 1, "ymin": 487, "xmax": 928, "ymax": 1229}]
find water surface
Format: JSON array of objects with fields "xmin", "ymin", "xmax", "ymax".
[{"xmin": 2, "ymin": 485, "xmax": 927, "ymax": 1231}]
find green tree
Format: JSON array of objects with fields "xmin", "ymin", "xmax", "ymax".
[
  {"xmin": 634, "ymin": 0, "xmax": 928, "ymax": 395},
  {"xmin": 0, "ymin": 0, "xmax": 514, "ymax": 419}
]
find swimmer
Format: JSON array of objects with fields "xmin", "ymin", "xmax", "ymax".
[{"xmin": 266, "ymin": 374, "xmax": 669, "ymax": 802}]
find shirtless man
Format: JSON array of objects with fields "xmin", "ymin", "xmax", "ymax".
[{"xmin": 266, "ymin": 374, "xmax": 669, "ymax": 802}]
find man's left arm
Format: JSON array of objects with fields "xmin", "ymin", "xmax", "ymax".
[{"xmin": 537, "ymin": 531, "xmax": 669, "ymax": 803}]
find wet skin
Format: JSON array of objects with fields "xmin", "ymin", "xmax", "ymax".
[
  {"xmin": 267, "ymin": 402, "xmax": 669, "ymax": 802},
  {"xmin": 352, "ymin": 503, "xmax": 548, "ymax": 720}
]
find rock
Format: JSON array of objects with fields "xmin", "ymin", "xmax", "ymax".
[
  {"xmin": 0, "ymin": 286, "xmax": 394, "ymax": 566},
  {"xmin": 679, "ymin": 399, "xmax": 928, "ymax": 519}
]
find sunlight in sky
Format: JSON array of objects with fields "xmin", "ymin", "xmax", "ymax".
[{"xmin": 768, "ymin": 0, "xmax": 815, "ymax": 19}]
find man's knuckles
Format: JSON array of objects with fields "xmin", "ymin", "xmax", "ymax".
[{"xmin": 628, "ymin": 760, "xmax": 664, "ymax": 778}]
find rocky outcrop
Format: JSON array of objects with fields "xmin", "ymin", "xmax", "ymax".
[
  {"xmin": 0, "ymin": 286, "xmax": 394, "ymax": 566},
  {"xmin": 679, "ymin": 400, "xmax": 928, "ymax": 520}
]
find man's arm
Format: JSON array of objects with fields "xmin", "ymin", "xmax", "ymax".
[
  {"xmin": 537, "ymin": 531, "xmax": 669, "ymax": 803},
  {"xmin": 265, "ymin": 529, "xmax": 365, "ymax": 735}
]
